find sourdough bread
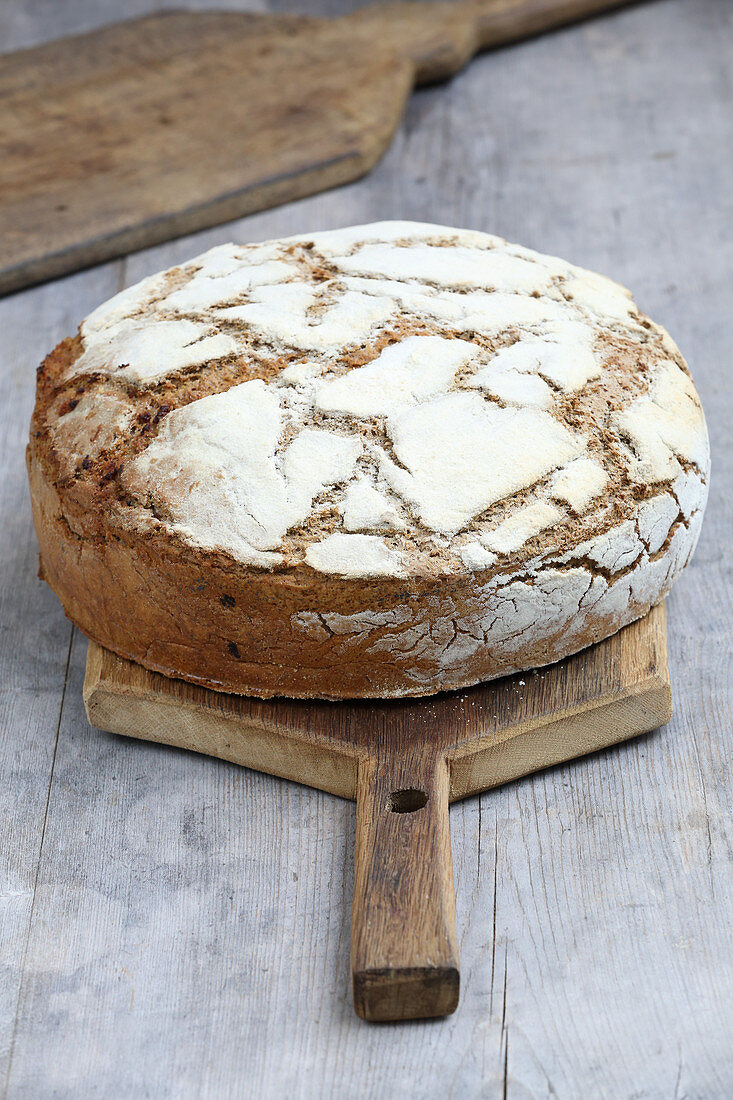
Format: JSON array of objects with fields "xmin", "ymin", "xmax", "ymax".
[{"xmin": 28, "ymin": 221, "xmax": 709, "ymax": 698}]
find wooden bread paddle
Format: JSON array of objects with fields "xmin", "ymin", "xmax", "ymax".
[
  {"xmin": 0, "ymin": 0, "xmax": 638, "ymax": 296},
  {"xmin": 84, "ymin": 603, "xmax": 671, "ymax": 1021}
]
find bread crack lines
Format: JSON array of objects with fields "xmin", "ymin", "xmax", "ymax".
[
  {"xmin": 39, "ymin": 223, "xmax": 709, "ymax": 598},
  {"xmin": 542, "ymin": 554, "xmax": 633, "ymax": 586},
  {"xmin": 316, "ymin": 614, "xmax": 335, "ymax": 639},
  {"xmin": 29, "ymin": 222, "xmax": 711, "ymax": 700},
  {"xmin": 646, "ymin": 510, "xmax": 694, "ymax": 564}
]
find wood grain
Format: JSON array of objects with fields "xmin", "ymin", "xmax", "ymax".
[
  {"xmin": 0, "ymin": 260, "xmax": 122, "ymax": 1093},
  {"xmin": 0, "ymin": 0, "xmax": 636, "ymax": 295},
  {"xmin": 2, "ymin": 0, "xmax": 732, "ymax": 1091},
  {"xmin": 351, "ymin": 754, "xmax": 459, "ymax": 1021},
  {"xmin": 83, "ymin": 603, "xmax": 671, "ymax": 1020}
]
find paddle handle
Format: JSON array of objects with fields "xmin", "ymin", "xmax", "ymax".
[
  {"xmin": 468, "ymin": 0, "xmax": 637, "ymax": 48},
  {"xmin": 346, "ymin": 0, "xmax": 638, "ymax": 84},
  {"xmin": 351, "ymin": 749, "xmax": 459, "ymax": 1022}
]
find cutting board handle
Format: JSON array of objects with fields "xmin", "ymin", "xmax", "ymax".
[
  {"xmin": 351, "ymin": 747, "xmax": 459, "ymax": 1021},
  {"xmin": 346, "ymin": 0, "xmax": 636, "ymax": 84},
  {"xmin": 468, "ymin": 0, "xmax": 637, "ymax": 50}
]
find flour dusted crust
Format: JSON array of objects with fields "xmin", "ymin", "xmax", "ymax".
[{"xmin": 28, "ymin": 222, "xmax": 710, "ymax": 699}]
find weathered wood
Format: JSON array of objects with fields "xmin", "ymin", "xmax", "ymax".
[
  {"xmin": 0, "ymin": 0, "xmax": 637, "ymax": 295},
  {"xmin": 0, "ymin": 263, "xmax": 121, "ymax": 1090},
  {"xmin": 2, "ymin": 0, "xmax": 732, "ymax": 1091},
  {"xmin": 83, "ymin": 604, "xmax": 671, "ymax": 1020},
  {"xmin": 351, "ymin": 753, "xmax": 459, "ymax": 1021}
]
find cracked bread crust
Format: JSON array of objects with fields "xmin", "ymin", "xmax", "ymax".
[{"xmin": 28, "ymin": 221, "xmax": 709, "ymax": 699}]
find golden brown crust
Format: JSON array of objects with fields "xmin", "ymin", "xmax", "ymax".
[{"xmin": 27, "ymin": 446, "xmax": 662, "ymax": 698}]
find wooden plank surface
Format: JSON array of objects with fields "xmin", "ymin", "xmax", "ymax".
[{"xmin": 1, "ymin": 0, "xmax": 732, "ymax": 1094}]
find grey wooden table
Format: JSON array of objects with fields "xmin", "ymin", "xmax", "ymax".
[{"xmin": 1, "ymin": 1, "xmax": 731, "ymax": 1096}]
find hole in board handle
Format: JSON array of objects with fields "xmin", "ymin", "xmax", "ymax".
[{"xmin": 388, "ymin": 788, "xmax": 428, "ymax": 814}]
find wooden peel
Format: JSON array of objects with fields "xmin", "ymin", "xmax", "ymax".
[
  {"xmin": 83, "ymin": 602, "xmax": 671, "ymax": 1022},
  {"xmin": 0, "ymin": 0, "xmax": 638, "ymax": 296}
]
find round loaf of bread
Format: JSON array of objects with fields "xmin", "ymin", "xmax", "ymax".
[{"xmin": 28, "ymin": 221, "xmax": 709, "ymax": 699}]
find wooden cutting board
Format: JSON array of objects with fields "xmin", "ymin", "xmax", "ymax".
[
  {"xmin": 0, "ymin": 0, "xmax": 638, "ymax": 296},
  {"xmin": 83, "ymin": 602, "xmax": 671, "ymax": 1023}
]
